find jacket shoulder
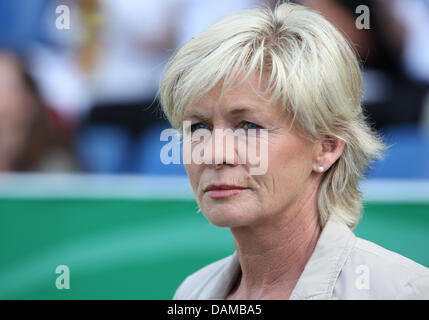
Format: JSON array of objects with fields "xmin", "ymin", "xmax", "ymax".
[
  {"xmin": 173, "ymin": 253, "xmax": 235, "ymax": 300},
  {"xmin": 354, "ymin": 237, "xmax": 429, "ymax": 276},
  {"xmin": 338, "ymin": 237, "xmax": 429, "ymax": 299}
]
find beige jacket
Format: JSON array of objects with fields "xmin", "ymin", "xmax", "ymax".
[{"xmin": 173, "ymin": 218, "xmax": 429, "ymax": 300}]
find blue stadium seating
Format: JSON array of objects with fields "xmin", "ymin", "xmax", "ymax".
[
  {"xmin": 366, "ymin": 124, "xmax": 429, "ymax": 179},
  {"xmin": 75, "ymin": 125, "xmax": 131, "ymax": 173},
  {"xmin": 136, "ymin": 122, "xmax": 187, "ymax": 175}
]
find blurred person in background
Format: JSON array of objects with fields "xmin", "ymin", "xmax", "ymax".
[
  {"xmin": 75, "ymin": 0, "xmax": 275, "ymax": 173},
  {"xmin": 176, "ymin": 0, "xmax": 277, "ymax": 47},
  {"xmin": 0, "ymin": 51, "xmax": 78, "ymax": 172},
  {"xmin": 2, "ymin": 0, "xmax": 275, "ymax": 174},
  {"xmin": 0, "ymin": 0, "xmax": 89, "ymax": 128},
  {"xmin": 77, "ymin": 0, "xmax": 177, "ymax": 135},
  {"xmin": 1, "ymin": 0, "xmax": 180, "ymax": 173},
  {"xmin": 299, "ymin": 0, "xmax": 429, "ymax": 131},
  {"xmin": 74, "ymin": 0, "xmax": 178, "ymax": 172},
  {"xmin": 0, "ymin": 0, "xmax": 88, "ymax": 172}
]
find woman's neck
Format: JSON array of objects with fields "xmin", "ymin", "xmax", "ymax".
[{"xmin": 226, "ymin": 179, "xmax": 322, "ymax": 300}]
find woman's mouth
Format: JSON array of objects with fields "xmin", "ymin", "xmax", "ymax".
[{"xmin": 204, "ymin": 184, "xmax": 248, "ymax": 199}]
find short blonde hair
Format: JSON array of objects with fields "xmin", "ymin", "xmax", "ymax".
[{"xmin": 159, "ymin": 2, "xmax": 386, "ymax": 229}]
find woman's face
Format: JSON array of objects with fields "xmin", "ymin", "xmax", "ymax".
[{"xmin": 183, "ymin": 75, "xmax": 321, "ymax": 229}]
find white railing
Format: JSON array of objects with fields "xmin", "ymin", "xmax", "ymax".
[{"xmin": 0, "ymin": 173, "xmax": 428, "ymax": 202}]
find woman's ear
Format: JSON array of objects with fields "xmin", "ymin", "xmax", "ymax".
[{"xmin": 313, "ymin": 135, "xmax": 345, "ymax": 173}]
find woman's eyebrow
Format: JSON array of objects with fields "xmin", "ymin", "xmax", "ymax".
[
  {"xmin": 184, "ymin": 105, "xmax": 262, "ymax": 121},
  {"xmin": 227, "ymin": 105, "xmax": 269, "ymax": 120},
  {"xmin": 228, "ymin": 106, "xmax": 259, "ymax": 115},
  {"xmin": 183, "ymin": 110, "xmax": 211, "ymax": 122}
]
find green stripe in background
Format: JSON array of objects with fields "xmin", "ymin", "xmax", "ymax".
[{"xmin": 0, "ymin": 174, "xmax": 428, "ymax": 299}]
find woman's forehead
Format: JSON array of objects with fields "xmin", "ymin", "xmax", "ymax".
[{"xmin": 184, "ymin": 75, "xmax": 279, "ymax": 116}]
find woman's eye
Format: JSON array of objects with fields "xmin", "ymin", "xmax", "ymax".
[
  {"xmin": 242, "ymin": 121, "xmax": 262, "ymax": 130},
  {"xmin": 190, "ymin": 123, "xmax": 208, "ymax": 132}
]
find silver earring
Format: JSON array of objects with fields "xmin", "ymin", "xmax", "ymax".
[{"xmin": 318, "ymin": 165, "xmax": 324, "ymax": 173}]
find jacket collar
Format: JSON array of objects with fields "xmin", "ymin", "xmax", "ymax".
[
  {"xmin": 208, "ymin": 217, "xmax": 356, "ymax": 300},
  {"xmin": 205, "ymin": 252, "xmax": 241, "ymax": 299},
  {"xmin": 289, "ymin": 217, "xmax": 356, "ymax": 299}
]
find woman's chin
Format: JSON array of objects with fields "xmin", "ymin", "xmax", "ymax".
[{"xmin": 201, "ymin": 206, "xmax": 255, "ymax": 228}]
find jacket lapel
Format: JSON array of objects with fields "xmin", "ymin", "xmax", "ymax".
[{"xmin": 289, "ymin": 218, "xmax": 356, "ymax": 300}]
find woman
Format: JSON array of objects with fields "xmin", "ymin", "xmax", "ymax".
[{"xmin": 159, "ymin": 3, "xmax": 429, "ymax": 299}]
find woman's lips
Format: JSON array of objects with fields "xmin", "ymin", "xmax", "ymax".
[{"xmin": 205, "ymin": 187, "xmax": 248, "ymax": 199}]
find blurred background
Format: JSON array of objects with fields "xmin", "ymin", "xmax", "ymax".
[{"xmin": 0, "ymin": 0, "xmax": 428, "ymax": 299}]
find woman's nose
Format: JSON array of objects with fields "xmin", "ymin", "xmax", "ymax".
[{"xmin": 208, "ymin": 128, "xmax": 242, "ymax": 168}]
